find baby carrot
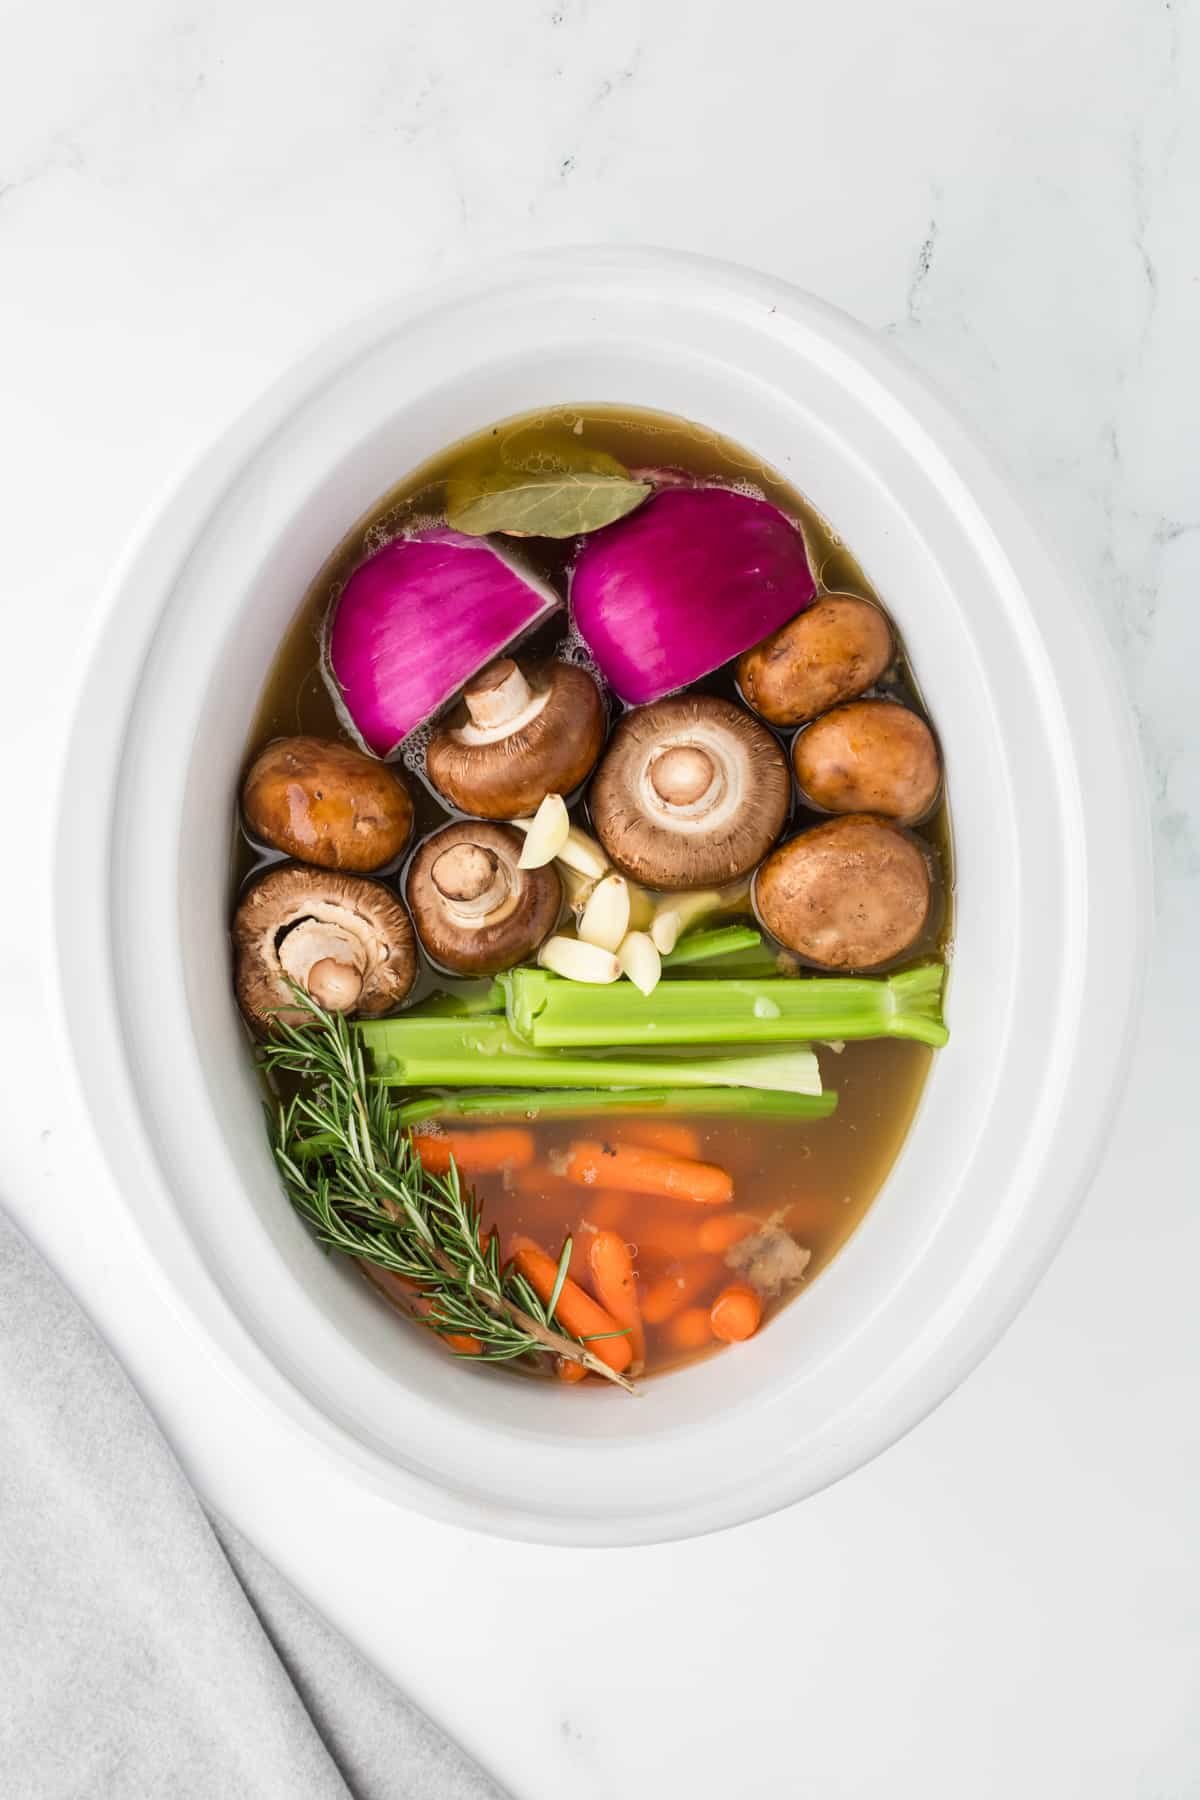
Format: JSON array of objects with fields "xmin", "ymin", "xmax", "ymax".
[
  {"xmin": 578, "ymin": 1190, "xmax": 630, "ymax": 1231},
  {"xmin": 634, "ymin": 1216, "xmax": 705, "ymax": 1261},
  {"xmin": 588, "ymin": 1230, "xmax": 647, "ymax": 1368},
  {"xmin": 641, "ymin": 1256, "xmax": 723, "ymax": 1325},
  {"xmin": 513, "ymin": 1161, "xmax": 578, "ymax": 1202},
  {"xmin": 562, "ymin": 1140, "xmax": 733, "ymax": 1207},
  {"xmin": 413, "ymin": 1128, "xmax": 535, "ymax": 1176},
  {"xmin": 556, "ymin": 1355, "xmax": 588, "ymax": 1383},
  {"xmin": 710, "ymin": 1282, "xmax": 763, "ymax": 1343},
  {"xmin": 620, "ymin": 1121, "xmax": 703, "ymax": 1160},
  {"xmin": 665, "ymin": 1307, "xmax": 716, "ymax": 1352},
  {"xmin": 698, "ymin": 1213, "xmax": 760, "ymax": 1254},
  {"xmin": 363, "ymin": 1266, "xmax": 482, "ymax": 1354},
  {"xmin": 511, "ymin": 1238, "xmax": 633, "ymax": 1375}
]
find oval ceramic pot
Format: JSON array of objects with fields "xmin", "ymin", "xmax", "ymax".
[{"xmin": 52, "ymin": 248, "xmax": 1148, "ymax": 1545}]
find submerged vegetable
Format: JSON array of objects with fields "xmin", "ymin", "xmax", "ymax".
[
  {"xmin": 570, "ymin": 487, "xmax": 817, "ymax": 705},
  {"xmin": 324, "ymin": 531, "xmax": 560, "ymax": 758},
  {"xmin": 393, "ymin": 1087, "xmax": 838, "ymax": 1125}
]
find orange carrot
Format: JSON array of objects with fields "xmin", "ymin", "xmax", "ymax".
[
  {"xmin": 620, "ymin": 1120, "xmax": 702, "ymax": 1160},
  {"xmin": 362, "ymin": 1265, "xmax": 482, "ymax": 1354},
  {"xmin": 634, "ymin": 1216, "xmax": 704, "ymax": 1261},
  {"xmin": 665, "ymin": 1307, "xmax": 716, "ymax": 1352},
  {"xmin": 587, "ymin": 1230, "xmax": 647, "ymax": 1367},
  {"xmin": 698, "ymin": 1213, "xmax": 760, "ymax": 1254},
  {"xmin": 562, "ymin": 1139, "xmax": 733, "ymax": 1207},
  {"xmin": 555, "ymin": 1355, "xmax": 588, "ymax": 1383},
  {"xmin": 641, "ymin": 1255, "xmax": 723, "ymax": 1325},
  {"xmin": 710, "ymin": 1282, "xmax": 763, "ymax": 1343},
  {"xmin": 413, "ymin": 1128, "xmax": 535, "ymax": 1177},
  {"xmin": 511, "ymin": 1238, "xmax": 633, "ymax": 1375},
  {"xmin": 579, "ymin": 1189, "xmax": 631, "ymax": 1230},
  {"xmin": 513, "ymin": 1161, "xmax": 578, "ymax": 1202}
]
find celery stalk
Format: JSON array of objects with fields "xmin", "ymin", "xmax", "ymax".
[
  {"xmin": 394, "ymin": 1086, "xmax": 837, "ymax": 1125},
  {"xmin": 501, "ymin": 962, "xmax": 948, "ymax": 1050},
  {"xmin": 408, "ymin": 982, "xmax": 505, "ymax": 1017},
  {"xmin": 661, "ymin": 925, "xmax": 764, "ymax": 967},
  {"xmin": 356, "ymin": 1015, "xmax": 822, "ymax": 1094}
]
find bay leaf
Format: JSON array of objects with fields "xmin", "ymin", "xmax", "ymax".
[{"xmin": 445, "ymin": 469, "xmax": 652, "ymax": 539}]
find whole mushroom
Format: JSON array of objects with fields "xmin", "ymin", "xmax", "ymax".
[
  {"xmin": 425, "ymin": 658, "xmax": 606, "ymax": 820},
  {"xmin": 242, "ymin": 735, "xmax": 414, "ymax": 871},
  {"xmin": 737, "ymin": 593, "xmax": 894, "ymax": 727},
  {"xmin": 233, "ymin": 864, "xmax": 417, "ymax": 1034},
  {"xmin": 792, "ymin": 699, "xmax": 941, "ymax": 824},
  {"xmin": 407, "ymin": 820, "xmax": 561, "ymax": 975},
  {"xmin": 754, "ymin": 815, "xmax": 932, "ymax": 970},
  {"xmin": 588, "ymin": 695, "xmax": 790, "ymax": 890}
]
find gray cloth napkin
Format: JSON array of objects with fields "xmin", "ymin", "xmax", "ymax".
[{"xmin": 0, "ymin": 1205, "xmax": 508, "ymax": 1800}]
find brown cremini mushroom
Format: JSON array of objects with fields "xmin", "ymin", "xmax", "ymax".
[
  {"xmin": 242, "ymin": 735, "xmax": 414, "ymax": 871},
  {"xmin": 233, "ymin": 864, "xmax": 416, "ymax": 1034},
  {"xmin": 737, "ymin": 594, "xmax": 894, "ymax": 726},
  {"xmin": 753, "ymin": 814, "xmax": 931, "ymax": 970},
  {"xmin": 588, "ymin": 695, "xmax": 790, "ymax": 890},
  {"xmin": 425, "ymin": 658, "xmax": 606, "ymax": 820},
  {"xmin": 407, "ymin": 820, "xmax": 562, "ymax": 975},
  {"xmin": 792, "ymin": 700, "xmax": 941, "ymax": 823}
]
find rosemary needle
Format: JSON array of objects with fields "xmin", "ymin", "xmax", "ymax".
[{"xmin": 259, "ymin": 995, "xmax": 634, "ymax": 1392}]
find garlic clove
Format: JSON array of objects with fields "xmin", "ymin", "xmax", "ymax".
[
  {"xmin": 517, "ymin": 793, "xmax": 570, "ymax": 869},
  {"xmin": 537, "ymin": 935, "xmax": 621, "ymax": 984},
  {"xmin": 577, "ymin": 874, "xmax": 632, "ymax": 953},
  {"xmin": 650, "ymin": 909, "xmax": 680, "ymax": 955},
  {"xmin": 555, "ymin": 826, "xmax": 610, "ymax": 880},
  {"xmin": 625, "ymin": 881, "xmax": 655, "ymax": 931},
  {"xmin": 617, "ymin": 930, "xmax": 662, "ymax": 996}
]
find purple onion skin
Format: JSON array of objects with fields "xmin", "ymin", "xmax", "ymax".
[
  {"xmin": 570, "ymin": 487, "xmax": 817, "ymax": 705},
  {"xmin": 325, "ymin": 530, "xmax": 559, "ymax": 758}
]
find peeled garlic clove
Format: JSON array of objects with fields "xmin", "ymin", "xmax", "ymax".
[
  {"xmin": 617, "ymin": 930, "xmax": 661, "ymax": 996},
  {"xmin": 650, "ymin": 909, "xmax": 680, "ymax": 955},
  {"xmin": 578, "ymin": 874, "xmax": 631, "ymax": 953},
  {"xmin": 518, "ymin": 793, "xmax": 570, "ymax": 869},
  {"xmin": 556, "ymin": 826, "xmax": 610, "ymax": 880},
  {"xmin": 537, "ymin": 935, "xmax": 622, "ymax": 984},
  {"xmin": 625, "ymin": 882, "xmax": 655, "ymax": 931},
  {"xmin": 558, "ymin": 865, "xmax": 599, "ymax": 914}
]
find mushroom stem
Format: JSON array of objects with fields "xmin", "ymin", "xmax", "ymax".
[
  {"xmin": 431, "ymin": 843, "xmax": 511, "ymax": 921},
  {"xmin": 650, "ymin": 745, "xmax": 720, "ymax": 810},
  {"xmin": 463, "ymin": 658, "xmax": 534, "ymax": 730},
  {"xmin": 307, "ymin": 957, "xmax": 365, "ymax": 1011}
]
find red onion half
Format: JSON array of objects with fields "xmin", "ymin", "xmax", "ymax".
[
  {"xmin": 570, "ymin": 487, "xmax": 817, "ymax": 705},
  {"xmin": 323, "ymin": 530, "xmax": 561, "ymax": 758}
]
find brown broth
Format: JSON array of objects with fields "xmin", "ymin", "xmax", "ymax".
[{"xmin": 238, "ymin": 403, "xmax": 952, "ymax": 1379}]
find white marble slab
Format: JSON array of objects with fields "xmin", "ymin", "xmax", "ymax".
[{"xmin": 2, "ymin": 0, "xmax": 1197, "ymax": 1793}]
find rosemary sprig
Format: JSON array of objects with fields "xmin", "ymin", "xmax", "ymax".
[{"xmin": 259, "ymin": 996, "xmax": 634, "ymax": 1391}]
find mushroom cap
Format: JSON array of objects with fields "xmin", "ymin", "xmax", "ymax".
[
  {"xmin": 406, "ymin": 820, "xmax": 562, "ymax": 975},
  {"xmin": 792, "ymin": 699, "xmax": 941, "ymax": 823},
  {"xmin": 588, "ymin": 694, "xmax": 790, "ymax": 890},
  {"xmin": 753, "ymin": 815, "xmax": 931, "ymax": 970},
  {"xmin": 233, "ymin": 863, "xmax": 416, "ymax": 1035},
  {"xmin": 242, "ymin": 735, "xmax": 414, "ymax": 871},
  {"xmin": 737, "ymin": 594, "xmax": 894, "ymax": 727},
  {"xmin": 424, "ymin": 660, "xmax": 606, "ymax": 820}
]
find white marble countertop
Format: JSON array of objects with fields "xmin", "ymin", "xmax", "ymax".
[{"xmin": 4, "ymin": 1, "xmax": 1197, "ymax": 1794}]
